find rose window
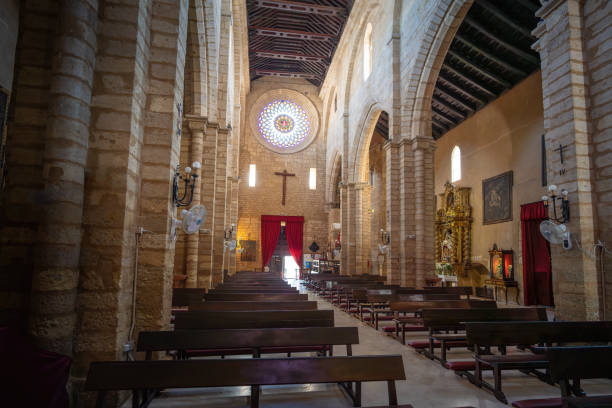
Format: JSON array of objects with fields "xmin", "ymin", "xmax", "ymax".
[{"xmin": 257, "ymin": 99, "xmax": 310, "ymax": 149}]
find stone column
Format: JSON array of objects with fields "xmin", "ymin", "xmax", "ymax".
[
  {"xmin": 345, "ymin": 183, "xmax": 358, "ymax": 275},
  {"xmin": 532, "ymin": 0, "xmax": 600, "ymax": 320},
  {"xmin": 412, "ymin": 137, "xmax": 436, "ymax": 288},
  {"xmin": 399, "ymin": 139, "xmax": 415, "ymax": 287},
  {"xmin": 29, "ymin": 0, "xmax": 98, "ymax": 355},
  {"xmin": 355, "ymin": 182, "xmax": 372, "ymax": 275},
  {"xmin": 185, "ymin": 116, "xmax": 206, "ymax": 288},
  {"xmin": 198, "ymin": 122, "xmax": 218, "ymax": 287},
  {"xmin": 340, "ymin": 183, "xmax": 349, "ymax": 275},
  {"xmin": 384, "ymin": 141, "xmax": 401, "ymax": 285},
  {"xmin": 211, "ymin": 127, "xmax": 229, "ymax": 286}
]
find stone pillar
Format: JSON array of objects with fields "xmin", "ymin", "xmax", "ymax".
[
  {"xmin": 384, "ymin": 141, "xmax": 401, "ymax": 285},
  {"xmin": 29, "ymin": 0, "xmax": 98, "ymax": 355},
  {"xmin": 399, "ymin": 139, "xmax": 415, "ymax": 287},
  {"xmin": 354, "ymin": 182, "xmax": 372, "ymax": 275},
  {"xmin": 345, "ymin": 183, "xmax": 358, "ymax": 275},
  {"xmin": 532, "ymin": 0, "xmax": 600, "ymax": 320},
  {"xmin": 185, "ymin": 116, "xmax": 206, "ymax": 288},
  {"xmin": 412, "ymin": 137, "xmax": 436, "ymax": 288},
  {"xmin": 198, "ymin": 122, "xmax": 218, "ymax": 287},
  {"xmin": 211, "ymin": 127, "xmax": 229, "ymax": 286},
  {"xmin": 340, "ymin": 184, "xmax": 349, "ymax": 275}
]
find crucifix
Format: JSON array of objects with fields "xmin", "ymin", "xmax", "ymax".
[
  {"xmin": 274, "ymin": 169, "xmax": 295, "ymax": 206},
  {"xmin": 554, "ymin": 143, "xmax": 569, "ymax": 164}
]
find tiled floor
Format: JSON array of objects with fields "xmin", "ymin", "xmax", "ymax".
[{"xmin": 135, "ymin": 284, "xmax": 611, "ymax": 408}]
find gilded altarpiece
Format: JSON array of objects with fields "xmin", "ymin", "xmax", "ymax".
[{"xmin": 435, "ymin": 183, "xmax": 472, "ymax": 278}]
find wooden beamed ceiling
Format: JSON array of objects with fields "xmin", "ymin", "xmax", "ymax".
[
  {"xmin": 247, "ymin": 0, "xmax": 354, "ymax": 87},
  {"xmin": 432, "ymin": 0, "xmax": 541, "ymax": 139}
]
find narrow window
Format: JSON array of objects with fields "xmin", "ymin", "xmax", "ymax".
[
  {"xmin": 309, "ymin": 168, "xmax": 316, "ymax": 190},
  {"xmin": 363, "ymin": 23, "xmax": 373, "ymax": 80},
  {"xmin": 249, "ymin": 164, "xmax": 256, "ymax": 187},
  {"xmin": 451, "ymin": 146, "xmax": 461, "ymax": 182}
]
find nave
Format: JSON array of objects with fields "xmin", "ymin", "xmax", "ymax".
[{"xmin": 92, "ymin": 274, "xmax": 611, "ymax": 408}]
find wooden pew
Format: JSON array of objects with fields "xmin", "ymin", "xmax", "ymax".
[
  {"xmin": 378, "ymin": 299, "xmax": 496, "ymax": 336},
  {"xmin": 422, "ymin": 307, "xmax": 546, "ymax": 368},
  {"xmin": 85, "ymin": 355, "xmax": 409, "ymax": 408},
  {"xmin": 172, "ymin": 288, "xmax": 205, "ymax": 307},
  {"xmin": 464, "ymin": 321, "xmax": 612, "ymax": 404},
  {"xmin": 189, "ymin": 300, "xmax": 317, "ymax": 311},
  {"xmin": 174, "ymin": 310, "xmax": 334, "ymax": 330},
  {"xmin": 202, "ymin": 293, "xmax": 308, "ymax": 301},
  {"xmin": 137, "ymin": 326, "xmax": 359, "ymax": 359},
  {"xmin": 207, "ymin": 288, "xmax": 299, "ymax": 293}
]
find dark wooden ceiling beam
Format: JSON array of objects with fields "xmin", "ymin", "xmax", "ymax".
[
  {"xmin": 255, "ymin": 69, "xmax": 319, "ymax": 80},
  {"xmin": 515, "ymin": 0, "xmax": 538, "ymax": 12},
  {"xmin": 454, "ymin": 34, "xmax": 527, "ymax": 77},
  {"xmin": 256, "ymin": 0, "xmax": 346, "ymax": 17},
  {"xmin": 463, "ymin": 16, "xmax": 539, "ymax": 65},
  {"xmin": 251, "ymin": 49, "xmax": 328, "ymax": 63},
  {"xmin": 434, "ymin": 85, "xmax": 476, "ymax": 113},
  {"xmin": 474, "ymin": 0, "xmax": 536, "ymax": 40},
  {"xmin": 432, "ymin": 120, "xmax": 447, "ymax": 134},
  {"xmin": 432, "ymin": 108, "xmax": 457, "ymax": 126},
  {"xmin": 447, "ymin": 49, "xmax": 511, "ymax": 88},
  {"xmin": 441, "ymin": 64, "xmax": 497, "ymax": 99},
  {"xmin": 249, "ymin": 26, "xmax": 335, "ymax": 41},
  {"xmin": 437, "ymin": 73, "xmax": 487, "ymax": 106},
  {"xmin": 432, "ymin": 96, "xmax": 467, "ymax": 119}
]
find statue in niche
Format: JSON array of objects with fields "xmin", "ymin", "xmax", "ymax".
[{"xmin": 441, "ymin": 229, "xmax": 453, "ymax": 263}]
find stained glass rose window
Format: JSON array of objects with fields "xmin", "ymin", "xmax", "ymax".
[{"xmin": 257, "ymin": 99, "xmax": 310, "ymax": 149}]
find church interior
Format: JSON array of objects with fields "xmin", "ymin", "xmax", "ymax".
[{"xmin": 1, "ymin": 0, "xmax": 612, "ymax": 407}]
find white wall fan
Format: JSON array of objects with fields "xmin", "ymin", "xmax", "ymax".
[
  {"xmin": 224, "ymin": 239, "xmax": 237, "ymax": 251},
  {"xmin": 540, "ymin": 220, "xmax": 572, "ymax": 250},
  {"xmin": 378, "ymin": 244, "xmax": 390, "ymax": 256},
  {"xmin": 171, "ymin": 204, "xmax": 207, "ymax": 241}
]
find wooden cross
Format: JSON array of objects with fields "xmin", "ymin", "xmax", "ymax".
[
  {"xmin": 274, "ymin": 169, "xmax": 295, "ymax": 206},
  {"xmin": 554, "ymin": 143, "xmax": 569, "ymax": 164}
]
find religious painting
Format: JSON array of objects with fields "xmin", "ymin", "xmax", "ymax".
[
  {"xmin": 240, "ymin": 239, "xmax": 256, "ymax": 262},
  {"xmin": 482, "ymin": 171, "xmax": 513, "ymax": 225},
  {"xmin": 0, "ymin": 87, "xmax": 10, "ymax": 190}
]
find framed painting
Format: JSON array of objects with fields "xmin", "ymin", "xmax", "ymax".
[
  {"xmin": 482, "ymin": 171, "xmax": 513, "ymax": 225},
  {"xmin": 240, "ymin": 239, "xmax": 256, "ymax": 262}
]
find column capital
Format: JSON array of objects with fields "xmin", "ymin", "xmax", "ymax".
[
  {"xmin": 411, "ymin": 136, "xmax": 437, "ymax": 152},
  {"xmin": 184, "ymin": 115, "xmax": 207, "ymax": 132},
  {"xmin": 383, "ymin": 140, "xmax": 400, "ymax": 151}
]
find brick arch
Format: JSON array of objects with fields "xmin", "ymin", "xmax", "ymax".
[
  {"xmin": 349, "ymin": 102, "xmax": 389, "ymax": 184},
  {"xmin": 204, "ymin": 0, "xmax": 220, "ymax": 122},
  {"xmin": 400, "ymin": 0, "xmax": 472, "ymax": 141},
  {"xmin": 327, "ymin": 150, "xmax": 342, "ymax": 204},
  {"xmin": 216, "ymin": 0, "xmax": 233, "ymax": 126}
]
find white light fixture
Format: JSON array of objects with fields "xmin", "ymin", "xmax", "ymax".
[
  {"xmin": 249, "ymin": 164, "xmax": 256, "ymax": 187},
  {"xmin": 309, "ymin": 168, "xmax": 316, "ymax": 190}
]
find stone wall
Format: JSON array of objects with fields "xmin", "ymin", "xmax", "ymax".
[
  {"xmin": 434, "ymin": 71, "xmax": 545, "ymax": 303},
  {"xmin": 236, "ymin": 77, "xmax": 328, "ymax": 272}
]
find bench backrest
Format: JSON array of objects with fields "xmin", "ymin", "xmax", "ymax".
[
  {"xmin": 465, "ymin": 321, "xmax": 612, "ymax": 346},
  {"xmin": 189, "ymin": 300, "xmax": 317, "ymax": 312},
  {"xmin": 208, "ymin": 288, "xmax": 298, "ymax": 294},
  {"xmin": 546, "ymin": 346, "xmax": 612, "ymax": 382},
  {"xmin": 423, "ymin": 307, "xmax": 547, "ymax": 331},
  {"xmin": 85, "ymin": 355, "xmax": 406, "ymax": 390},
  {"xmin": 172, "ymin": 288, "xmax": 205, "ymax": 307},
  {"xmin": 389, "ymin": 299, "xmax": 496, "ymax": 313},
  {"xmin": 400, "ymin": 294, "xmax": 461, "ymax": 301},
  {"xmin": 174, "ymin": 309, "xmax": 334, "ymax": 330},
  {"xmin": 137, "ymin": 327, "xmax": 358, "ymax": 352},
  {"xmin": 424, "ymin": 286, "xmax": 473, "ymax": 296},
  {"xmin": 202, "ymin": 293, "xmax": 308, "ymax": 301}
]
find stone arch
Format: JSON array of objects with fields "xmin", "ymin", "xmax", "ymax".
[
  {"xmin": 204, "ymin": 0, "xmax": 220, "ymax": 121},
  {"xmin": 349, "ymin": 101, "xmax": 388, "ymax": 184},
  {"xmin": 184, "ymin": 0, "xmax": 207, "ymax": 116},
  {"xmin": 401, "ymin": 0, "xmax": 472, "ymax": 140},
  {"xmin": 327, "ymin": 150, "xmax": 342, "ymax": 204}
]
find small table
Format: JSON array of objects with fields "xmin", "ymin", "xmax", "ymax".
[{"xmin": 484, "ymin": 278, "xmax": 520, "ymax": 304}]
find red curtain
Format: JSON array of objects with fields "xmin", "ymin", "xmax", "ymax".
[
  {"xmin": 261, "ymin": 215, "xmax": 282, "ymax": 270},
  {"xmin": 285, "ymin": 216, "xmax": 304, "ymax": 267},
  {"xmin": 521, "ymin": 201, "xmax": 553, "ymax": 306}
]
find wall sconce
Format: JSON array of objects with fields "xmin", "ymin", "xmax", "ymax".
[
  {"xmin": 224, "ymin": 224, "xmax": 236, "ymax": 240},
  {"xmin": 380, "ymin": 228, "xmax": 390, "ymax": 245},
  {"xmin": 173, "ymin": 161, "xmax": 201, "ymax": 207},
  {"xmin": 542, "ymin": 184, "xmax": 570, "ymax": 223}
]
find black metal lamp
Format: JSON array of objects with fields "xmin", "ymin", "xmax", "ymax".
[
  {"xmin": 542, "ymin": 184, "xmax": 570, "ymax": 223},
  {"xmin": 173, "ymin": 161, "xmax": 200, "ymax": 207}
]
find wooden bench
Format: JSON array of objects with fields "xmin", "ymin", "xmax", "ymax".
[
  {"xmin": 172, "ymin": 288, "xmax": 205, "ymax": 307},
  {"xmin": 208, "ymin": 288, "xmax": 299, "ymax": 293},
  {"xmin": 465, "ymin": 321, "xmax": 612, "ymax": 404},
  {"xmin": 174, "ymin": 309, "xmax": 334, "ymax": 330},
  {"xmin": 384, "ymin": 299, "xmax": 497, "ymax": 340},
  {"xmin": 189, "ymin": 300, "xmax": 317, "ymax": 311},
  {"xmin": 202, "ymin": 293, "xmax": 308, "ymax": 301},
  {"xmin": 137, "ymin": 326, "xmax": 358, "ymax": 359},
  {"xmin": 422, "ymin": 307, "xmax": 545, "ymax": 369},
  {"xmin": 85, "ymin": 355, "xmax": 409, "ymax": 408}
]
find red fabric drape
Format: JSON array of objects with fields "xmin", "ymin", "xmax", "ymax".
[
  {"xmin": 285, "ymin": 216, "xmax": 304, "ymax": 267},
  {"xmin": 261, "ymin": 216, "xmax": 282, "ymax": 270},
  {"xmin": 521, "ymin": 201, "xmax": 553, "ymax": 306}
]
